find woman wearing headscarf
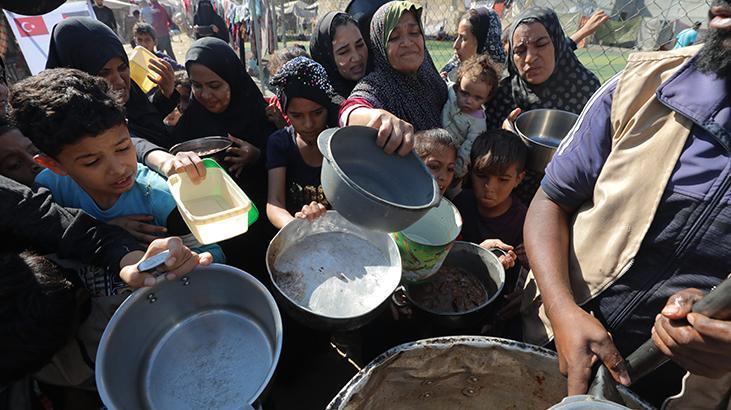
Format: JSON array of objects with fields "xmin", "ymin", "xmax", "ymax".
[
  {"xmin": 175, "ymin": 37, "xmax": 276, "ymax": 206},
  {"xmin": 193, "ymin": 0, "xmax": 230, "ymax": 43},
  {"xmin": 340, "ymin": 1, "xmax": 447, "ymax": 154},
  {"xmin": 441, "ymin": 7, "xmax": 506, "ymax": 82},
  {"xmin": 484, "ymin": 7, "xmax": 601, "ymax": 130},
  {"xmin": 309, "ymin": 11, "xmax": 369, "ymax": 99},
  {"xmin": 46, "ymin": 18, "xmax": 179, "ymax": 150},
  {"xmin": 485, "ymin": 7, "xmax": 601, "ymax": 204}
]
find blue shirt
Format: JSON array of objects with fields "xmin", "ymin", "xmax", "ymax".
[
  {"xmin": 35, "ymin": 163, "xmax": 226, "ymax": 262},
  {"xmin": 674, "ymin": 28, "xmax": 698, "ymax": 48},
  {"xmin": 542, "ymin": 57, "xmax": 730, "ymax": 352}
]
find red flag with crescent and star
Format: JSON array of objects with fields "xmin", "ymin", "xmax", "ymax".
[{"xmin": 13, "ymin": 16, "xmax": 49, "ymax": 37}]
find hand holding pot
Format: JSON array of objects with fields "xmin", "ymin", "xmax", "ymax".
[
  {"xmin": 225, "ymin": 134, "xmax": 260, "ymax": 178},
  {"xmin": 366, "ymin": 109, "xmax": 415, "ymax": 156},
  {"xmin": 479, "ymin": 239, "xmax": 517, "ymax": 269},
  {"xmin": 295, "ymin": 201, "xmax": 327, "ymax": 221},
  {"xmin": 502, "ymin": 107, "xmax": 522, "ymax": 132},
  {"xmin": 651, "ymin": 288, "xmax": 731, "ymax": 378},
  {"xmin": 119, "ymin": 237, "xmax": 213, "ymax": 288}
]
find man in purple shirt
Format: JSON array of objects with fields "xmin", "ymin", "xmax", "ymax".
[
  {"xmin": 150, "ymin": 0, "xmax": 175, "ymax": 60},
  {"xmin": 524, "ymin": 0, "xmax": 731, "ymax": 405}
]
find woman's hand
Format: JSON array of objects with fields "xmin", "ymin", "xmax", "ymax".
[
  {"xmin": 160, "ymin": 151, "xmax": 207, "ymax": 184},
  {"xmin": 148, "ymin": 58, "xmax": 176, "ymax": 98},
  {"xmin": 295, "ymin": 202, "xmax": 327, "ymax": 221},
  {"xmin": 211, "ymin": 24, "xmax": 219, "ymax": 33},
  {"xmin": 502, "ymin": 107, "xmax": 522, "ymax": 132},
  {"xmin": 119, "ymin": 237, "xmax": 213, "ymax": 287},
  {"xmin": 479, "ymin": 239, "xmax": 517, "ymax": 269},
  {"xmin": 366, "ymin": 109, "xmax": 415, "ymax": 156},
  {"xmin": 109, "ymin": 215, "xmax": 167, "ymax": 244},
  {"xmin": 225, "ymin": 134, "xmax": 261, "ymax": 178}
]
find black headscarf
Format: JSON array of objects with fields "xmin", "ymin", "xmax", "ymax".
[
  {"xmin": 269, "ymin": 56, "xmax": 344, "ymax": 127},
  {"xmin": 349, "ymin": 1, "xmax": 447, "ymax": 131},
  {"xmin": 310, "ymin": 11, "xmax": 362, "ymax": 99},
  {"xmin": 485, "ymin": 7, "xmax": 600, "ymax": 129},
  {"xmin": 193, "ymin": 0, "xmax": 229, "ymax": 43},
  {"xmin": 46, "ymin": 17, "xmax": 175, "ymax": 148}
]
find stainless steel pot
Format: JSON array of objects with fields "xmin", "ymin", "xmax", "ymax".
[
  {"xmin": 328, "ymin": 337, "xmax": 652, "ymax": 410},
  {"xmin": 318, "ymin": 126, "xmax": 440, "ymax": 232},
  {"xmin": 398, "ymin": 241, "xmax": 505, "ymax": 330},
  {"xmin": 96, "ymin": 264, "xmax": 282, "ymax": 410},
  {"xmin": 514, "ymin": 109, "xmax": 579, "ymax": 173},
  {"xmin": 169, "ymin": 136, "xmax": 233, "ymax": 165},
  {"xmin": 267, "ymin": 211, "xmax": 402, "ymax": 331}
]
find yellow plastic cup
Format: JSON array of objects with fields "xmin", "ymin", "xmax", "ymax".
[{"xmin": 128, "ymin": 46, "xmax": 161, "ymax": 93}]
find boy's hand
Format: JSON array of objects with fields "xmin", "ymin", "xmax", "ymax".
[
  {"xmin": 479, "ymin": 238, "xmax": 517, "ymax": 269},
  {"xmin": 148, "ymin": 58, "xmax": 175, "ymax": 98},
  {"xmin": 161, "ymin": 151, "xmax": 207, "ymax": 184},
  {"xmin": 295, "ymin": 202, "xmax": 327, "ymax": 221},
  {"xmin": 109, "ymin": 215, "xmax": 166, "ymax": 243},
  {"xmin": 225, "ymin": 134, "xmax": 260, "ymax": 178},
  {"xmin": 119, "ymin": 236, "xmax": 213, "ymax": 288}
]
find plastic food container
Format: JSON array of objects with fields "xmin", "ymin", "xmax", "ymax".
[
  {"xmin": 128, "ymin": 46, "xmax": 161, "ymax": 94},
  {"xmin": 167, "ymin": 159, "xmax": 258, "ymax": 244}
]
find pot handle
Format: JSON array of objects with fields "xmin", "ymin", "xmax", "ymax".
[
  {"xmin": 391, "ymin": 285, "xmax": 409, "ymax": 308},
  {"xmin": 317, "ymin": 127, "xmax": 338, "ymax": 161},
  {"xmin": 488, "ymin": 247, "xmax": 508, "ymax": 259}
]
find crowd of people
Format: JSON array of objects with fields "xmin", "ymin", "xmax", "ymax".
[{"xmin": 1, "ymin": 0, "xmax": 729, "ymax": 408}]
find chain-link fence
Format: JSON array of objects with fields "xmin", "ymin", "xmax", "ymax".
[{"xmin": 272, "ymin": 0, "xmax": 711, "ymax": 83}]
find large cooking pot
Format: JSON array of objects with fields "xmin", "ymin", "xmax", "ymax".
[
  {"xmin": 0, "ymin": 0, "xmax": 65, "ymax": 15},
  {"xmin": 397, "ymin": 241, "xmax": 505, "ymax": 330},
  {"xmin": 318, "ymin": 126, "xmax": 440, "ymax": 232},
  {"xmin": 96, "ymin": 264, "xmax": 282, "ymax": 410},
  {"xmin": 169, "ymin": 136, "xmax": 232, "ymax": 165},
  {"xmin": 266, "ymin": 211, "xmax": 402, "ymax": 331},
  {"xmin": 514, "ymin": 109, "xmax": 579, "ymax": 173},
  {"xmin": 328, "ymin": 337, "xmax": 652, "ymax": 410}
]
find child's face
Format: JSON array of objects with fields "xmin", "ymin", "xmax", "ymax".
[
  {"xmin": 0, "ymin": 129, "xmax": 42, "ymax": 186},
  {"xmin": 456, "ymin": 76, "xmax": 491, "ymax": 113},
  {"xmin": 471, "ymin": 163, "xmax": 524, "ymax": 212},
  {"xmin": 421, "ymin": 144, "xmax": 456, "ymax": 195},
  {"xmin": 134, "ymin": 33, "xmax": 156, "ymax": 53},
  {"xmin": 36, "ymin": 124, "xmax": 138, "ymax": 201},
  {"xmin": 286, "ymin": 97, "xmax": 328, "ymax": 145}
]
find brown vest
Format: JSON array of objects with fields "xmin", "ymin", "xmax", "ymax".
[{"xmin": 521, "ymin": 45, "xmax": 701, "ymax": 345}]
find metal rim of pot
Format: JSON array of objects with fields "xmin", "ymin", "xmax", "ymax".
[
  {"xmin": 513, "ymin": 109, "xmax": 580, "ymax": 149},
  {"xmin": 169, "ymin": 135, "xmax": 233, "ymax": 155},
  {"xmin": 318, "ymin": 127, "xmax": 441, "ymax": 211}
]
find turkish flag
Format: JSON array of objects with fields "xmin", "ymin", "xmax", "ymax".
[{"xmin": 14, "ymin": 16, "xmax": 49, "ymax": 38}]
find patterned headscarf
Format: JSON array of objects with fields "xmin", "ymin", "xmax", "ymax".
[
  {"xmin": 350, "ymin": 1, "xmax": 447, "ymax": 131},
  {"xmin": 485, "ymin": 7, "xmax": 600, "ymax": 129},
  {"xmin": 472, "ymin": 7, "xmax": 506, "ymax": 64},
  {"xmin": 269, "ymin": 56, "xmax": 344, "ymax": 127}
]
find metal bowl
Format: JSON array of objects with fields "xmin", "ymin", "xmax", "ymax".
[
  {"xmin": 318, "ymin": 127, "xmax": 440, "ymax": 232},
  {"xmin": 328, "ymin": 337, "xmax": 652, "ymax": 410},
  {"xmin": 96, "ymin": 264, "xmax": 282, "ymax": 410},
  {"xmin": 266, "ymin": 211, "xmax": 402, "ymax": 331},
  {"xmin": 514, "ymin": 109, "xmax": 579, "ymax": 173},
  {"xmin": 402, "ymin": 241, "xmax": 505, "ymax": 330},
  {"xmin": 169, "ymin": 136, "xmax": 233, "ymax": 165}
]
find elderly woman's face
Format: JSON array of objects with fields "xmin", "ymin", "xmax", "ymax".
[
  {"xmin": 386, "ymin": 11, "xmax": 424, "ymax": 74},
  {"xmin": 512, "ymin": 22, "xmax": 555, "ymax": 85}
]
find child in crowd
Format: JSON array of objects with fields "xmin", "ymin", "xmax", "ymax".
[
  {"xmin": 0, "ymin": 115, "xmax": 42, "ymax": 186},
  {"xmin": 265, "ymin": 57, "xmax": 342, "ymax": 229},
  {"xmin": 413, "ymin": 128, "xmax": 458, "ymax": 196},
  {"xmin": 453, "ymin": 129, "xmax": 528, "ymax": 267},
  {"xmin": 264, "ymin": 45, "xmax": 311, "ymax": 129},
  {"xmin": 164, "ymin": 71, "xmax": 191, "ymax": 127},
  {"xmin": 131, "ymin": 22, "xmax": 184, "ymax": 70},
  {"xmin": 11, "ymin": 68, "xmax": 225, "ymax": 262},
  {"xmin": 441, "ymin": 54, "xmax": 500, "ymax": 178}
]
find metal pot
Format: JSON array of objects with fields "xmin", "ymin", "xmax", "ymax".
[
  {"xmin": 96, "ymin": 264, "xmax": 282, "ymax": 410},
  {"xmin": 327, "ymin": 336, "xmax": 652, "ymax": 410},
  {"xmin": 513, "ymin": 109, "xmax": 579, "ymax": 173},
  {"xmin": 266, "ymin": 211, "xmax": 402, "ymax": 331},
  {"xmin": 318, "ymin": 126, "xmax": 440, "ymax": 232},
  {"xmin": 398, "ymin": 241, "xmax": 505, "ymax": 330},
  {"xmin": 170, "ymin": 136, "xmax": 233, "ymax": 165}
]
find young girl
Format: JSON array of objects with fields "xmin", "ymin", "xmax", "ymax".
[
  {"xmin": 413, "ymin": 128, "xmax": 458, "ymax": 197},
  {"xmin": 265, "ymin": 57, "xmax": 342, "ymax": 229},
  {"xmin": 441, "ymin": 54, "xmax": 500, "ymax": 178}
]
